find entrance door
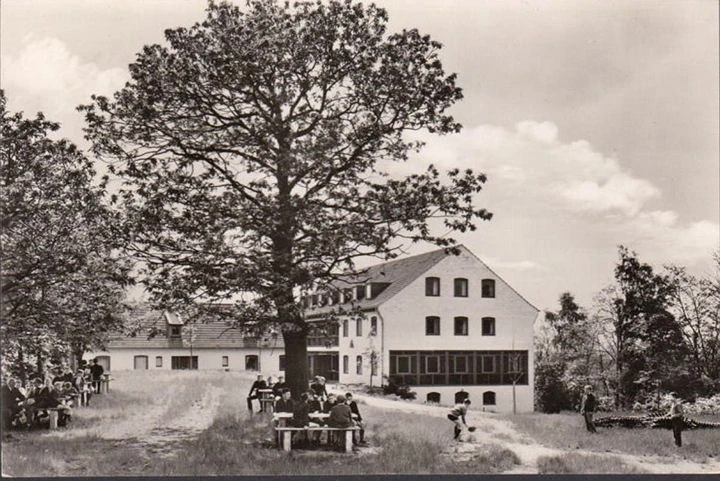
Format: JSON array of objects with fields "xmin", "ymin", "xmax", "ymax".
[
  {"xmin": 133, "ymin": 355, "xmax": 148, "ymax": 370},
  {"xmin": 245, "ymin": 355, "xmax": 259, "ymax": 371},
  {"xmin": 308, "ymin": 353, "xmax": 339, "ymax": 381}
]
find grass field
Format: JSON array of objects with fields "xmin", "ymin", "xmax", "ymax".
[
  {"xmin": 2, "ymin": 371, "xmax": 719, "ymax": 476},
  {"xmin": 1, "ymin": 371, "xmax": 519, "ymax": 476},
  {"xmin": 503, "ymin": 411, "xmax": 720, "ymax": 464}
]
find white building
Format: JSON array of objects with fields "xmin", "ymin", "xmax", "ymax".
[
  {"xmin": 302, "ymin": 245, "xmax": 540, "ymax": 412},
  {"xmin": 84, "ymin": 308, "xmax": 285, "ymax": 375},
  {"xmin": 86, "ymin": 246, "xmax": 539, "ymax": 412}
]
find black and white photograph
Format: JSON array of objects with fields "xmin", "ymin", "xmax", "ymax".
[{"xmin": 1, "ymin": 0, "xmax": 718, "ymax": 476}]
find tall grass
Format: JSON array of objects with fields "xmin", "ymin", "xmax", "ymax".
[
  {"xmin": 505, "ymin": 411, "xmax": 720, "ymax": 463},
  {"xmin": 537, "ymin": 453, "xmax": 647, "ymax": 474},
  {"xmin": 2, "ymin": 371, "xmax": 519, "ymax": 476}
]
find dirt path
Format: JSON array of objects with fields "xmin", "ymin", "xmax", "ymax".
[{"xmin": 352, "ymin": 393, "xmax": 720, "ymax": 474}]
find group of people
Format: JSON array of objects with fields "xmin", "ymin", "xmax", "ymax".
[
  {"xmin": 247, "ymin": 374, "xmax": 367, "ymax": 448},
  {"xmin": 1, "ymin": 359, "xmax": 106, "ymax": 431},
  {"xmin": 580, "ymin": 384, "xmax": 686, "ymax": 447}
]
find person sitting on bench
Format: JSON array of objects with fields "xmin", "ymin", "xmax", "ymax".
[
  {"xmin": 327, "ymin": 396, "xmax": 356, "ymax": 450},
  {"xmin": 272, "ymin": 376, "xmax": 287, "ymax": 398},
  {"xmin": 345, "ymin": 392, "xmax": 367, "ymax": 446},
  {"xmin": 247, "ymin": 374, "xmax": 268, "ymax": 413},
  {"xmin": 275, "ymin": 389, "xmax": 295, "ymax": 413}
]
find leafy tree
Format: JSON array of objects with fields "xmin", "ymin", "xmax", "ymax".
[
  {"xmin": 537, "ymin": 292, "xmax": 601, "ymax": 412},
  {"xmin": 594, "ymin": 246, "xmax": 684, "ymax": 408},
  {"xmin": 80, "ymin": 0, "xmax": 491, "ymax": 397},
  {"xmin": 666, "ymin": 260, "xmax": 720, "ymax": 383},
  {"xmin": 0, "ymin": 90, "xmax": 131, "ymax": 379}
]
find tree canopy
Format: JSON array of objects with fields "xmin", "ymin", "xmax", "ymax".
[
  {"xmin": 80, "ymin": 0, "xmax": 491, "ymax": 396},
  {"xmin": 0, "ymin": 91, "xmax": 132, "ymax": 380}
]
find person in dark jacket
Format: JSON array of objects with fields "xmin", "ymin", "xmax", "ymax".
[
  {"xmin": 272, "ymin": 376, "xmax": 287, "ymax": 398},
  {"xmin": 309, "ymin": 376, "xmax": 328, "ymax": 401},
  {"xmin": 345, "ymin": 393, "xmax": 366, "ymax": 445},
  {"xmin": 90, "ymin": 359, "xmax": 104, "ymax": 394},
  {"xmin": 307, "ymin": 391, "xmax": 322, "ymax": 413},
  {"xmin": 322, "ymin": 393, "xmax": 338, "ymax": 413},
  {"xmin": 669, "ymin": 399, "xmax": 684, "ymax": 447},
  {"xmin": 275, "ymin": 389, "xmax": 295, "ymax": 413},
  {"xmin": 2, "ymin": 378, "xmax": 27, "ymax": 430},
  {"xmin": 327, "ymin": 397, "xmax": 354, "ymax": 428},
  {"xmin": 247, "ymin": 374, "xmax": 268, "ymax": 412},
  {"xmin": 580, "ymin": 385, "xmax": 597, "ymax": 433}
]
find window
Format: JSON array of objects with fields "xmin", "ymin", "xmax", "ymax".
[
  {"xmin": 454, "ymin": 316, "xmax": 469, "ymax": 336},
  {"xmin": 482, "ymin": 355, "xmax": 496, "ymax": 373},
  {"xmin": 356, "ymin": 318, "xmax": 362, "ymax": 337},
  {"xmin": 481, "ymin": 279, "xmax": 496, "ymax": 298},
  {"xmin": 155, "ymin": 356, "xmax": 163, "ymax": 368},
  {"xmin": 171, "ymin": 356, "xmax": 198, "ymax": 370},
  {"xmin": 370, "ymin": 316, "xmax": 377, "ymax": 336},
  {"xmin": 425, "ymin": 277, "xmax": 440, "ymax": 296},
  {"xmin": 356, "ymin": 285, "xmax": 365, "ymax": 301},
  {"xmin": 423, "ymin": 355, "xmax": 441, "ymax": 374},
  {"xmin": 427, "ymin": 392, "xmax": 441, "ymax": 403},
  {"xmin": 343, "ymin": 288, "xmax": 353, "ymax": 303},
  {"xmin": 356, "ymin": 355, "xmax": 363, "ymax": 375},
  {"xmin": 279, "ymin": 355, "xmax": 286, "ymax": 371},
  {"xmin": 342, "ymin": 319, "xmax": 349, "ymax": 337},
  {"xmin": 482, "ymin": 317, "xmax": 496, "ymax": 336},
  {"xmin": 397, "ymin": 356, "xmax": 411, "ymax": 374},
  {"xmin": 222, "ymin": 356, "xmax": 229, "ymax": 368},
  {"xmin": 169, "ymin": 326, "xmax": 181, "ymax": 338},
  {"xmin": 453, "ymin": 355, "xmax": 469, "ymax": 373},
  {"xmin": 425, "ymin": 316, "xmax": 441, "ymax": 336},
  {"xmin": 134, "ymin": 355, "xmax": 148, "ymax": 370},
  {"xmin": 343, "ymin": 355, "xmax": 349, "ymax": 374},
  {"xmin": 454, "ymin": 278, "xmax": 468, "ymax": 297},
  {"xmin": 483, "ymin": 391, "xmax": 497, "ymax": 405}
]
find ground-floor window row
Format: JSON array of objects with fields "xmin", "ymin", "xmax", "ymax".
[
  {"xmin": 389, "ymin": 350, "xmax": 528, "ymax": 386},
  {"xmin": 426, "ymin": 391, "xmax": 497, "ymax": 405},
  {"xmin": 133, "ymin": 355, "xmax": 257, "ymax": 370}
]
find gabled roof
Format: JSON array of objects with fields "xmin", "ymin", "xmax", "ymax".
[
  {"xmin": 307, "ymin": 246, "xmax": 454, "ymax": 315},
  {"xmin": 305, "ymin": 245, "xmax": 540, "ymax": 316},
  {"xmin": 106, "ymin": 307, "xmax": 283, "ymax": 349}
]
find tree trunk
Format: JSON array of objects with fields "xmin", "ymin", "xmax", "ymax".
[{"xmin": 283, "ymin": 329, "xmax": 309, "ymax": 400}]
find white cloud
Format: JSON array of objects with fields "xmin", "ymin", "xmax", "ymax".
[
  {"xmin": 407, "ymin": 121, "xmax": 718, "ymax": 265},
  {"xmin": 2, "ymin": 36, "xmax": 127, "ymax": 136}
]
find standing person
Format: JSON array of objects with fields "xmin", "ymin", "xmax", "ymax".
[
  {"xmin": 90, "ymin": 359, "xmax": 104, "ymax": 394},
  {"xmin": 447, "ymin": 398, "xmax": 471, "ymax": 440},
  {"xmin": 580, "ymin": 385, "xmax": 597, "ymax": 433},
  {"xmin": 669, "ymin": 398, "xmax": 684, "ymax": 447},
  {"xmin": 310, "ymin": 376, "xmax": 328, "ymax": 401},
  {"xmin": 345, "ymin": 392, "xmax": 367, "ymax": 446},
  {"xmin": 246, "ymin": 374, "xmax": 268, "ymax": 413},
  {"xmin": 2, "ymin": 378, "xmax": 26, "ymax": 430}
]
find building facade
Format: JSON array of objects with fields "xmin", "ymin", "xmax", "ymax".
[
  {"xmin": 86, "ymin": 246, "xmax": 539, "ymax": 412},
  {"xmin": 302, "ymin": 245, "xmax": 539, "ymax": 412}
]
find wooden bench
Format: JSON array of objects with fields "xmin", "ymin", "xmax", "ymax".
[{"xmin": 275, "ymin": 426, "xmax": 360, "ymax": 452}]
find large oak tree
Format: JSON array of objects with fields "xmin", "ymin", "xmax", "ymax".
[{"xmin": 81, "ymin": 0, "xmax": 491, "ymax": 396}]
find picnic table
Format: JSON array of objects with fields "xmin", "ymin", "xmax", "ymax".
[
  {"xmin": 258, "ymin": 389, "xmax": 276, "ymax": 413},
  {"xmin": 272, "ymin": 412, "xmax": 359, "ymax": 452}
]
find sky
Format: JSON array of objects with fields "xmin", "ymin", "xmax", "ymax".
[{"xmin": 2, "ymin": 0, "xmax": 718, "ymax": 312}]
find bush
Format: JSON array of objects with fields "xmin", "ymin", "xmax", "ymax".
[
  {"xmin": 382, "ymin": 377, "xmax": 417, "ymax": 400},
  {"xmin": 534, "ymin": 361, "xmax": 570, "ymax": 413}
]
